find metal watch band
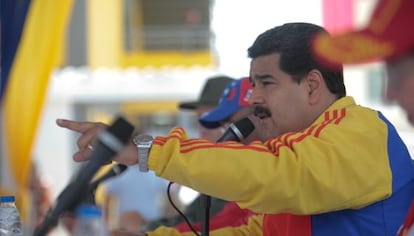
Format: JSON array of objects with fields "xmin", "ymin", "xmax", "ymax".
[
  {"xmin": 133, "ymin": 134, "xmax": 153, "ymax": 172},
  {"xmin": 138, "ymin": 147, "xmax": 150, "ymax": 172}
]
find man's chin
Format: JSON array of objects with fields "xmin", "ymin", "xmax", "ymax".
[
  {"xmin": 248, "ymin": 117, "xmax": 276, "ymax": 140},
  {"xmin": 260, "ymin": 122, "xmax": 279, "ymax": 140}
]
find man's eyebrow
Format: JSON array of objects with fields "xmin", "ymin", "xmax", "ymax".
[{"xmin": 251, "ymin": 74, "xmax": 274, "ymax": 82}]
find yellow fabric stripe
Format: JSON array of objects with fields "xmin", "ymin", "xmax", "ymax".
[{"xmin": 3, "ymin": 0, "xmax": 73, "ymax": 200}]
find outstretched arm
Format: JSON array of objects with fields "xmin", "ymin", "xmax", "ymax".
[{"xmin": 56, "ymin": 118, "xmax": 138, "ymax": 165}]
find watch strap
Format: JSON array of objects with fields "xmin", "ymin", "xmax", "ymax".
[
  {"xmin": 133, "ymin": 134, "xmax": 153, "ymax": 172},
  {"xmin": 138, "ymin": 145, "xmax": 150, "ymax": 172}
]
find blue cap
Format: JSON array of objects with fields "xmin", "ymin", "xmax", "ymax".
[
  {"xmin": 199, "ymin": 77, "xmax": 252, "ymax": 129},
  {"xmin": 0, "ymin": 195, "xmax": 15, "ymax": 203}
]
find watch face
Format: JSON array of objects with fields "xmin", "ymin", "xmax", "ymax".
[{"xmin": 133, "ymin": 134, "xmax": 154, "ymax": 144}]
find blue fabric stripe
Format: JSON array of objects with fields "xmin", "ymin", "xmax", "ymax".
[
  {"xmin": 311, "ymin": 111, "xmax": 414, "ymax": 235},
  {"xmin": 378, "ymin": 112, "xmax": 414, "ymax": 191},
  {"xmin": 0, "ymin": 0, "xmax": 31, "ymax": 100}
]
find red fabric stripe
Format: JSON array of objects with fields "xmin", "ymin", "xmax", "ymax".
[
  {"xmin": 263, "ymin": 214, "xmax": 311, "ymax": 236},
  {"xmin": 273, "ymin": 124, "xmax": 317, "ymax": 155},
  {"xmin": 314, "ymin": 110, "xmax": 338, "ymax": 137},
  {"xmin": 272, "ymin": 140, "xmax": 283, "ymax": 156},
  {"xmin": 314, "ymin": 119, "xmax": 334, "ymax": 137},
  {"xmin": 176, "ymin": 202, "xmax": 257, "ymax": 233},
  {"xmin": 171, "ymin": 127, "xmax": 184, "ymax": 134},
  {"xmin": 155, "ymin": 108, "xmax": 349, "ymax": 158},
  {"xmin": 181, "ymin": 143, "xmax": 266, "ymax": 153},
  {"xmin": 306, "ymin": 124, "xmax": 318, "ymax": 135},
  {"xmin": 288, "ymin": 132, "xmax": 310, "ymax": 149},
  {"xmin": 181, "ymin": 139, "xmax": 211, "ymax": 147},
  {"xmin": 397, "ymin": 200, "xmax": 414, "ymax": 236},
  {"xmin": 153, "ymin": 139, "xmax": 165, "ymax": 145},
  {"xmin": 333, "ymin": 109, "xmax": 338, "ymax": 119},
  {"xmin": 288, "ymin": 124, "xmax": 318, "ymax": 148},
  {"xmin": 324, "ymin": 111, "xmax": 330, "ymax": 120},
  {"xmin": 334, "ymin": 108, "xmax": 346, "ymax": 124},
  {"xmin": 282, "ymin": 132, "xmax": 295, "ymax": 144},
  {"xmin": 275, "ymin": 132, "xmax": 298, "ymax": 154}
]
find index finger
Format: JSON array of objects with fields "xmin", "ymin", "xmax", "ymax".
[{"xmin": 56, "ymin": 118, "xmax": 101, "ymax": 133}]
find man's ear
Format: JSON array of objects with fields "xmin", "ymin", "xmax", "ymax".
[{"xmin": 305, "ymin": 69, "xmax": 323, "ymax": 105}]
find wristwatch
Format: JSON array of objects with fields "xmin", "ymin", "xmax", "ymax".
[{"xmin": 132, "ymin": 134, "xmax": 154, "ymax": 172}]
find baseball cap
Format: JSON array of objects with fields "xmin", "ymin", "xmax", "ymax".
[
  {"xmin": 199, "ymin": 77, "xmax": 253, "ymax": 129},
  {"xmin": 312, "ymin": 0, "xmax": 414, "ymax": 67},
  {"xmin": 178, "ymin": 75, "xmax": 235, "ymax": 110}
]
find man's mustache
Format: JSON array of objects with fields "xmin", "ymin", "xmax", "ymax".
[{"xmin": 253, "ymin": 106, "xmax": 272, "ymax": 118}]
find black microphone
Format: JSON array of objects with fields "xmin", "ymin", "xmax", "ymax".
[
  {"xmin": 79, "ymin": 163, "xmax": 129, "ymax": 207},
  {"xmin": 88, "ymin": 163, "xmax": 128, "ymax": 193},
  {"xmin": 216, "ymin": 117, "xmax": 255, "ymax": 143},
  {"xmin": 34, "ymin": 116, "xmax": 134, "ymax": 236},
  {"xmin": 200, "ymin": 117, "xmax": 255, "ymax": 236}
]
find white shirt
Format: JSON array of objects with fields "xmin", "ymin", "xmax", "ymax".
[{"xmin": 102, "ymin": 164, "xmax": 168, "ymax": 221}]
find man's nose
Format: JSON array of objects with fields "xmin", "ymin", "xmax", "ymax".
[{"xmin": 248, "ymin": 89, "xmax": 264, "ymax": 105}]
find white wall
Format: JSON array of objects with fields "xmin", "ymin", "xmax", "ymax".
[{"xmin": 212, "ymin": 0, "xmax": 323, "ymax": 77}]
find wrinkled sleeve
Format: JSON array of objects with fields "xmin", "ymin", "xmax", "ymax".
[{"xmin": 148, "ymin": 105, "xmax": 392, "ymax": 214}]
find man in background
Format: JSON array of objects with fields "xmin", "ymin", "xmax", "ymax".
[
  {"xmin": 101, "ymin": 165, "xmax": 168, "ymax": 232},
  {"xmin": 174, "ymin": 77, "xmax": 258, "ymax": 233},
  {"xmin": 178, "ymin": 75, "xmax": 235, "ymax": 141},
  {"xmin": 113, "ymin": 77, "xmax": 259, "ymax": 236},
  {"xmin": 145, "ymin": 75, "xmax": 235, "ymax": 230}
]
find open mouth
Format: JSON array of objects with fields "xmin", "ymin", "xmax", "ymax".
[{"xmin": 253, "ymin": 106, "xmax": 272, "ymax": 119}]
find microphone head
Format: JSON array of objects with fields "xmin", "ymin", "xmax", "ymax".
[
  {"xmin": 106, "ymin": 116, "xmax": 135, "ymax": 145},
  {"xmin": 113, "ymin": 164, "xmax": 128, "ymax": 175},
  {"xmin": 88, "ymin": 163, "xmax": 128, "ymax": 192},
  {"xmin": 231, "ymin": 117, "xmax": 255, "ymax": 139}
]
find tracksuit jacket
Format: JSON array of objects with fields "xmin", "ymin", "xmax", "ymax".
[{"xmin": 146, "ymin": 96, "xmax": 414, "ymax": 236}]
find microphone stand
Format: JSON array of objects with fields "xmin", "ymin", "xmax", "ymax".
[
  {"xmin": 198, "ymin": 117, "xmax": 255, "ymax": 236},
  {"xmin": 200, "ymin": 194, "xmax": 211, "ymax": 236}
]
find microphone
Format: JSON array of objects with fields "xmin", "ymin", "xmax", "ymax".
[
  {"xmin": 34, "ymin": 116, "xmax": 134, "ymax": 236},
  {"xmin": 216, "ymin": 117, "xmax": 255, "ymax": 143},
  {"xmin": 88, "ymin": 163, "xmax": 128, "ymax": 193},
  {"xmin": 79, "ymin": 163, "xmax": 129, "ymax": 208},
  {"xmin": 200, "ymin": 117, "xmax": 255, "ymax": 236}
]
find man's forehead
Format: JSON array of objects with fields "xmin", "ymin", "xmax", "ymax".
[
  {"xmin": 249, "ymin": 55, "xmax": 281, "ymax": 77},
  {"xmin": 250, "ymin": 73, "xmax": 275, "ymax": 82}
]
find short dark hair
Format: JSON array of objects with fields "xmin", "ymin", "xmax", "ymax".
[{"xmin": 248, "ymin": 22, "xmax": 346, "ymax": 98}]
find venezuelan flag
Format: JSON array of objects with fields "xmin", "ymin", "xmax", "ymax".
[{"xmin": 0, "ymin": 0, "xmax": 73, "ymax": 224}]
